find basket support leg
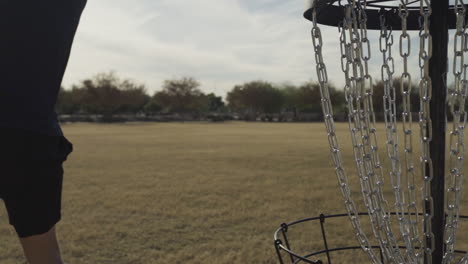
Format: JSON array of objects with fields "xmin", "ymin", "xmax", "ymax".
[
  {"xmin": 281, "ymin": 223, "xmax": 295, "ymax": 263},
  {"xmin": 319, "ymin": 214, "xmax": 332, "ymax": 264},
  {"xmin": 275, "ymin": 239, "xmax": 285, "ymax": 264}
]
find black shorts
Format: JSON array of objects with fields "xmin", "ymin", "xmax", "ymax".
[{"xmin": 0, "ymin": 127, "xmax": 73, "ymax": 237}]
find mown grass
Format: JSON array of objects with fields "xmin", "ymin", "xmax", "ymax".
[{"xmin": 0, "ymin": 122, "xmax": 466, "ymax": 263}]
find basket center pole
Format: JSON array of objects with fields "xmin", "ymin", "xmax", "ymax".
[{"xmin": 429, "ymin": 1, "xmax": 449, "ymax": 264}]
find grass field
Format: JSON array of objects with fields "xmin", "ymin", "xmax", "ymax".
[{"xmin": 0, "ymin": 122, "xmax": 466, "ymax": 263}]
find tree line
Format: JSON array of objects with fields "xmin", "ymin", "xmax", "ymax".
[
  {"xmin": 57, "ymin": 72, "xmax": 423, "ymax": 121},
  {"xmin": 57, "ymin": 73, "xmax": 225, "ymax": 118}
]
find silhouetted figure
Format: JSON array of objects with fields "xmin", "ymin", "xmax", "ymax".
[{"xmin": 0, "ymin": 1, "xmax": 87, "ymax": 263}]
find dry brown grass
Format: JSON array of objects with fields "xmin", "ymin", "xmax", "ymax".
[{"xmin": 0, "ymin": 122, "xmax": 466, "ymax": 264}]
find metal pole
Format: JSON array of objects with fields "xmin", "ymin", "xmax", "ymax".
[
  {"xmin": 429, "ymin": 1, "xmax": 449, "ymax": 263},
  {"xmin": 319, "ymin": 214, "xmax": 331, "ymax": 264}
]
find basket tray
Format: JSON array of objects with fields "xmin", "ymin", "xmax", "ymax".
[{"xmin": 304, "ymin": 0, "xmax": 468, "ymax": 30}]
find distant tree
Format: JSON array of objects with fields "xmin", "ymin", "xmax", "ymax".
[
  {"xmin": 278, "ymin": 84, "xmax": 300, "ymax": 118},
  {"xmin": 226, "ymin": 85, "xmax": 246, "ymax": 112},
  {"xmin": 261, "ymin": 86, "xmax": 284, "ymax": 114},
  {"xmin": 66, "ymin": 72, "xmax": 149, "ymax": 118},
  {"xmin": 227, "ymin": 81, "xmax": 284, "ymax": 117},
  {"xmin": 143, "ymin": 100, "xmax": 163, "ymax": 114},
  {"xmin": 118, "ymin": 80, "xmax": 151, "ymax": 114},
  {"xmin": 278, "ymin": 82, "xmax": 344, "ymax": 115},
  {"xmin": 328, "ymin": 84, "xmax": 346, "ymax": 114},
  {"xmin": 206, "ymin": 93, "xmax": 225, "ymax": 112},
  {"xmin": 56, "ymin": 85, "xmax": 93, "ymax": 114},
  {"xmin": 56, "ymin": 87, "xmax": 75, "ymax": 114},
  {"xmin": 293, "ymin": 82, "xmax": 322, "ymax": 113},
  {"xmin": 153, "ymin": 77, "xmax": 208, "ymax": 113},
  {"xmin": 279, "ymin": 84, "xmax": 299, "ymax": 110},
  {"xmin": 79, "ymin": 73, "xmax": 124, "ymax": 117}
]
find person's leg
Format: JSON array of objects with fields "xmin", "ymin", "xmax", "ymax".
[{"xmin": 19, "ymin": 226, "xmax": 64, "ymax": 264}]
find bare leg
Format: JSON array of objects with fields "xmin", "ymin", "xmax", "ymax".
[{"xmin": 19, "ymin": 226, "xmax": 64, "ymax": 264}]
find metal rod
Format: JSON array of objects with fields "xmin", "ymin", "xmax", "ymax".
[
  {"xmin": 428, "ymin": 1, "xmax": 449, "ymax": 263},
  {"xmin": 319, "ymin": 214, "xmax": 332, "ymax": 264},
  {"xmin": 275, "ymin": 239, "xmax": 286, "ymax": 264},
  {"xmin": 281, "ymin": 223, "xmax": 296, "ymax": 263},
  {"xmin": 379, "ymin": 247, "xmax": 384, "ymax": 264}
]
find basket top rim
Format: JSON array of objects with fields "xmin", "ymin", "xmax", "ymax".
[
  {"xmin": 304, "ymin": 0, "xmax": 467, "ymax": 30},
  {"xmin": 305, "ymin": 0, "xmax": 437, "ymax": 11}
]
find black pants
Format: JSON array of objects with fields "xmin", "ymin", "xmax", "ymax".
[{"xmin": 0, "ymin": 128, "xmax": 73, "ymax": 237}]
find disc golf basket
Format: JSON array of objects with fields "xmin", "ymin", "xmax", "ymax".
[{"xmin": 274, "ymin": 1, "xmax": 468, "ymax": 263}]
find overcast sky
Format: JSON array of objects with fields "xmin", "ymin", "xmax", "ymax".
[
  {"xmin": 62, "ymin": 0, "xmax": 314, "ymax": 96},
  {"xmin": 63, "ymin": 0, "xmax": 456, "ymax": 97}
]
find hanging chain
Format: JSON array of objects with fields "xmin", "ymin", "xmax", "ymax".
[
  {"xmin": 399, "ymin": 1, "xmax": 426, "ymax": 262},
  {"xmin": 416, "ymin": 0, "xmax": 435, "ymax": 263},
  {"xmin": 460, "ymin": 253, "xmax": 468, "ymax": 264},
  {"xmin": 343, "ymin": 2, "xmax": 405, "ymax": 263},
  {"xmin": 380, "ymin": 11, "xmax": 419, "ymax": 263},
  {"xmin": 310, "ymin": 4, "xmax": 381, "ymax": 264},
  {"xmin": 443, "ymin": 1, "xmax": 467, "ymax": 263},
  {"xmin": 310, "ymin": 1, "xmax": 468, "ymax": 264},
  {"xmin": 341, "ymin": 7, "xmax": 385, "ymax": 263}
]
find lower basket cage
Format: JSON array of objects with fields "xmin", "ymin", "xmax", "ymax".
[{"xmin": 273, "ymin": 213, "xmax": 468, "ymax": 264}]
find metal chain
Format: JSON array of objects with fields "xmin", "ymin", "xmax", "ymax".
[
  {"xmin": 398, "ymin": 2, "xmax": 426, "ymax": 263},
  {"xmin": 311, "ymin": 1, "xmax": 466, "ymax": 264},
  {"xmin": 460, "ymin": 253, "xmax": 468, "ymax": 264},
  {"xmin": 416, "ymin": 1, "xmax": 435, "ymax": 263},
  {"xmin": 343, "ymin": 5, "xmax": 383, "ymax": 262},
  {"xmin": 443, "ymin": 1, "xmax": 467, "ymax": 263},
  {"xmin": 344, "ymin": 2, "xmax": 404, "ymax": 263},
  {"xmin": 380, "ymin": 11, "xmax": 418, "ymax": 263},
  {"xmin": 310, "ymin": 4, "xmax": 381, "ymax": 264},
  {"xmin": 341, "ymin": 8, "xmax": 385, "ymax": 262}
]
